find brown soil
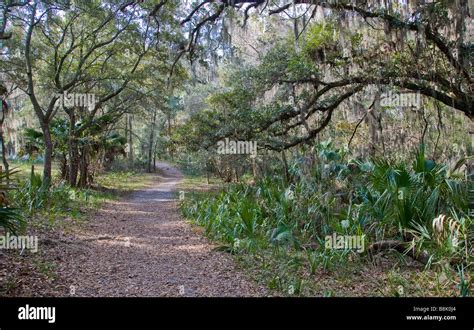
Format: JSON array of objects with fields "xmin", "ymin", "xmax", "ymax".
[{"xmin": 46, "ymin": 163, "xmax": 267, "ymax": 296}]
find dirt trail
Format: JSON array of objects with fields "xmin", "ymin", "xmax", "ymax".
[{"xmin": 55, "ymin": 163, "xmax": 267, "ymax": 297}]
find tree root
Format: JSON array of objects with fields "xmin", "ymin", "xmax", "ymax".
[{"xmin": 367, "ymin": 240, "xmax": 431, "ymax": 265}]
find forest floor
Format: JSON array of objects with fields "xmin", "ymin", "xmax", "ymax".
[
  {"xmin": 0, "ymin": 163, "xmax": 268, "ymax": 297},
  {"xmin": 2, "ymin": 163, "xmax": 460, "ymax": 297}
]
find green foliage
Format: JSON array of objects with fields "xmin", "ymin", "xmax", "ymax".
[
  {"xmin": 21, "ymin": 128, "xmax": 44, "ymax": 157},
  {"xmin": 0, "ymin": 169, "xmax": 25, "ymax": 234},
  {"xmin": 0, "ymin": 207, "xmax": 24, "ymax": 234},
  {"xmin": 358, "ymin": 144, "xmax": 467, "ymax": 235},
  {"xmin": 10, "ymin": 166, "xmax": 109, "ymax": 222},
  {"xmin": 457, "ymin": 265, "xmax": 471, "ymax": 297},
  {"xmin": 181, "ymin": 142, "xmax": 472, "ymax": 295},
  {"xmin": 303, "ymin": 22, "xmax": 338, "ymax": 55},
  {"xmin": 12, "ymin": 172, "xmax": 71, "ymax": 215}
]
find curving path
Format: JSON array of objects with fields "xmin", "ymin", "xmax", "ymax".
[{"xmin": 54, "ymin": 163, "xmax": 267, "ymax": 297}]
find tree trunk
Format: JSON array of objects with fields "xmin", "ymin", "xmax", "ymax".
[
  {"xmin": 234, "ymin": 166, "xmax": 239, "ymax": 183},
  {"xmin": 148, "ymin": 110, "xmax": 157, "ymax": 173},
  {"xmin": 367, "ymin": 91, "xmax": 383, "ymax": 157},
  {"xmin": 128, "ymin": 115, "xmax": 133, "ymax": 163},
  {"xmin": 41, "ymin": 124, "xmax": 53, "ymax": 187},
  {"xmin": 281, "ymin": 150, "xmax": 290, "ymax": 184},
  {"xmin": 68, "ymin": 137, "xmax": 79, "ymax": 186},
  {"xmin": 167, "ymin": 112, "xmax": 173, "ymax": 161},
  {"xmin": 60, "ymin": 153, "xmax": 68, "ymax": 181},
  {"xmin": 67, "ymin": 109, "xmax": 79, "ymax": 186},
  {"xmin": 78, "ymin": 145, "xmax": 88, "ymax": 188},
  {"xmin": 0, "ymin": 132, "xmax": 9, "ymax": 183},
  {"xmin": 0, "ymin": 101, "xmax": 9, "ymax": 181},
  {"xmin": 468, "ymin": 118, "xmax": 474, "ymax": 214},
  {"xmin": 153, "ymin": 137, "xmax": 158, "ymax": 172},
  {"xmin": 25, "ymin": 2, "xmax": 52, "ymax": 187}
]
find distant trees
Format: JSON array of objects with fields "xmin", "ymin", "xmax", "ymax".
[
  {"xmin": 179, "ymin": 0, "xmax": 472, "ymax": 153},
  {"xmin": 1, "ymin": 0, "xmax": 183, "ymax": 186},
  {"xmin": 1, "ymin": 0, "xmax": 472, "ymax": 184}
]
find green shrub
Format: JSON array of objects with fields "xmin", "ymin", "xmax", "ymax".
[
  {"xmin": 180, "ymin": 143, "xmax": 473, "ymax": 294},
  {"xmin": 12, "ymin": 172, "xmax": 71, "ymax": 214},
  {"xmin": 0, "ymin": 168, "xmax": 25, "ymax": 234}
]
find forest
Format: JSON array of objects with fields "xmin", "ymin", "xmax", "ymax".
[{"xmin": 0, "ymin": 0, "xmax": 472, "ymax": 298}]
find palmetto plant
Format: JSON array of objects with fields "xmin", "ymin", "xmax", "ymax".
[
  {"xmin": 12, "ymin": 168, "xmax": 72, "ymax": 215},
  {"xmin": 353, "ymin": 145, "xmax": 473, "ymax": 272},
  {"xmin": 409, "ymin": 212, "xmax": 473, "ymax": 267},
  {"xmin": 0, "ymin": 168, "xmax": 25, "ymax": 234},
  {"xmin": 359, "ymin": 145, "xmax": 467, "ymax": 236},
  {"xmin": 22, "ymin": 128, "xmax": 44, "ymax": 157},
  {"xmin": 180, "ymin": 142, "xmax": 471, "ymax": 296}
]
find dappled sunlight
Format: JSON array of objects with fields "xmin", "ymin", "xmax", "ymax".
[{"xmin": 2, "ymin": 0, "xmax": 471, "ymax": 311}]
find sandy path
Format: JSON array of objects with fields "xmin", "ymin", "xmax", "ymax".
[{"xmin": 55, "ymin": 163, "xmax": 267, "ymax": 297}]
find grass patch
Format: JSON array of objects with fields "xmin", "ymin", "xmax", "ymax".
[
  {"xmin": 177, "ymin": 176, "xmax": 221, "ymax": 193},
  {"xmin": 7, "ymin": 160, "xmax": 59, "ymax": 183},
  {"xmin": 94, "ymin": 171, "xmax": 154, "ymax": 193}
]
